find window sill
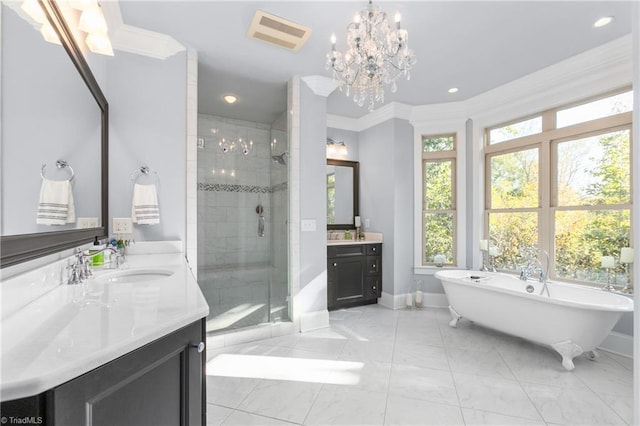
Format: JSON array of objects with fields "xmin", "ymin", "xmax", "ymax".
[{"xmin": 414, "ymin": 266, "xmax": 462, "ymax": 276}]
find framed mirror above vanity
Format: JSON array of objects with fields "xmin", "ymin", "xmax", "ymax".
[
  {"xmin": 326, "ymin": 159, "xmax": 359, "ymax": 230},
  {"xmin": 0, "ymin": 0, "xmax": 108, "ymax": 267}
]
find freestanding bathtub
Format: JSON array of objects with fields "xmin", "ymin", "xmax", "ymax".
[{"xmin": 434, "ymin": 270, "xmax": 634, "ymax": 370}]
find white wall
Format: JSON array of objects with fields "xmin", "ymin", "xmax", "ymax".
[
  {"xmin": 295, "ymin": 80, "xmax": 329, "ymax": 330},
  {"xmin": 107, "ymin": 51, "xmax": 187, "ymax": 242}
]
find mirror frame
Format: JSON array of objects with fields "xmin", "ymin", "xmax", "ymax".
[
  {"xmin": 0, "ymin": 0, "xmax": 108, "ymax": 268},
  {"xmin": 327, "ymin": 159, "xmax": 359, "ymax": 230}
]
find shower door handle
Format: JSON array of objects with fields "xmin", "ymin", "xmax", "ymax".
[
  {"xmin": 258, "ymin": 215, "xmax": 265, "ymax": 237},
  {"xmin": 256, "ymin": 204, "xmax": 265, "ymax": 237}
]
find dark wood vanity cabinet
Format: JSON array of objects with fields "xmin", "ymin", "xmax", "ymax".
[
  {"xmin": 327, "ymin": 243, "xmax": 382, "ymax": 310},
  {"xmin": 1, "ymin": 319, "xmax": 206, "ymax": 426}
]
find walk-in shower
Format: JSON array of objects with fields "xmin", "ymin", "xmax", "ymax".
[{"xmin": 197, "ymin": 113, "xmax": 289, "ymax": 334}]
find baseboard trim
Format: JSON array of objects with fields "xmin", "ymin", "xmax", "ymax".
[
  {"xmin": 380, "ymin": 292, "xmax": 449, "ymax": 309},
  {"xmin": 598, "ymin": 331, "xmax": 633, "ymax": 358},
  {"xmin": 300, "ymin": 309, "xmax": 330, "ymax": 332},
  {"xmin": 379, "ymin": 292, "xmax": 406, "ymax": 310}
]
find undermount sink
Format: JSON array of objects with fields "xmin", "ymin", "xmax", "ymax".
[{"xmin": 96, "ymin": 269, "xmax": 175, "ymax": 284}]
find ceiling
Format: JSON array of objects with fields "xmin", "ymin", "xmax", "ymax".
[{"xmin": 118, "ymin": 1, "xmax": 633, "ymax": 124}]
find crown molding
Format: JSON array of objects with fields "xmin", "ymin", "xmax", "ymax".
[
  {"xmin": 328, "ymin": 34, "xmax": 633, "ymax": 132},
  {"xmin": 301, "ymin": 75, "xmax": 339, "ymax": 97},
  {"xmin": 101, "ymin": 1, "xmax": 185, "ymax": 60},
  {"xmin": 327, "ymin": 101, "xmax": 412, "ymax": 132},
  {"xmin": 410, "ymin": 101, "xmax": 467, "ymax": 130},
  {"xmin": 326, "ymin": 114, "xmax": 358, "ymax": 131},
  {"xmin": 466, "ymin": 34, "xmax": 632, "ymax": 127}
]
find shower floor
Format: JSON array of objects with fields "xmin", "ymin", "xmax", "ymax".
[{"xmin": 205, "ymin": 298, "xmax": 288, "ymax": 333}]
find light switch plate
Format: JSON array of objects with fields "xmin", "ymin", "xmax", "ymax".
[
  {"xmin": 77, "ymin": 217, "xmax": 99, "ymax": 229},
  {"xmin": 301, "ymin": 219, "xmax": 316, "ymax": 232},
  {"xmin": 113, "ymin": 217, "xmax": 133, "ymax": 234}
]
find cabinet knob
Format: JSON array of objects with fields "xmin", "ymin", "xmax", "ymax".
[
  {"xmin": 372, "ymin": 247, "xmax": 376, "ymax": 251},
  {"xmin": 372, "ymin": 286, "xmax": 376, "ymax": 290},
  {"xmin": 372, "ymin": 264, "xmax": 376, "ymax": 268},
  {"xmin": 192, "ymin": 341, "xmax": 205, "ymax": 353},
  {"xmin": 333, "ymin": 262, "xmax": 337, "ymax": 267}
]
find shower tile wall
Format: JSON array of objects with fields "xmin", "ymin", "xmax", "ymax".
[{"xmin": 197, "ymin": 113, "xmax": 289, "ymax": 330}]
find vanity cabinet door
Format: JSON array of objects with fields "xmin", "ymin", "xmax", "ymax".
[
  {"xmin": 366, "ymin": 276, "xmax": 381, "ymax": 299},
  {"xmin": 51, "ymin": 319, "xmax": 205, "ymax": 426},
  {"xmin": 328, "ymin": 256, "xmax": 366, "ymax": 309},
  {"xmin": 366, "ymin": 256, "xmax": 381, "ymax": 275}
]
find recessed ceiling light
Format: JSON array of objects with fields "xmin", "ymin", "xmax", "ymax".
[
  {"xmin": 223, "ymin": 94, "xmax": 237, "ymax": 104},
  {"xmin": 593, "ymin": 16, "xmax": 613, "ymax": 28},
  {"xmin": 448, "ymin": 87, "xmax": 459, "ymax": 94}
]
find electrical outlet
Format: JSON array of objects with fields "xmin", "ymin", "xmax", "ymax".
[
  {"xmin": 113, "ymin": 217, "xmax": 133, "ymax": 234},
  {"xmin": 77, "ymin": 217, "xmax": 99, "ymax": 229},
  {"xmin": 301, "ymin": 219, "xmax": 316, "ymax": 232}
]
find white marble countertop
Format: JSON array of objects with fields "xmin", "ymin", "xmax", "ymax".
[
  {"xmin": 0, "ymin": 252, "xmax": 209, "ymax": 402},
  {"xmin": 327, "ymin": 232, "xmax": 383, "ymax": 246}
]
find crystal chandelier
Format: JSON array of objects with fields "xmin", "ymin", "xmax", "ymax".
[{"xmin": 326, "ymin": 0, "xmax": 416, "ymax": 112}]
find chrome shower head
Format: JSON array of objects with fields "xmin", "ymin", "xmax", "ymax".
[{"xmin": 271, "ymin": 152, "xmax": 288, "ymax": 165}]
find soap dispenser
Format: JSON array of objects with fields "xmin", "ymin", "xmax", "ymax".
[{"xmin": 90, "ymin": 236, "xmax": 104, "ymax": 266}]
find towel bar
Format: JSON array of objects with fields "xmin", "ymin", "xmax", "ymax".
[
  {"xmin": 130, "ymin": 165, "xmax": 158, "ymax": 183},
  {"xmin": 41, "ymin": 160, "xmax": 74, "ymax": 181}
]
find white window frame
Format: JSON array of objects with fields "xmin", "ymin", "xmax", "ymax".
[
  {"xmin": 413, "ymin": 121, "xmax": 466, "ymax": 274},
  {"xmin": 483, "ymin": 89, "xmax": 633, "ymax": 287}
]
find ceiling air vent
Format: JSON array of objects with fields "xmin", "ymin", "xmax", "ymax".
[{"xmin": 247, "ymin": 10, "xmax": 311, "ymax": 51}]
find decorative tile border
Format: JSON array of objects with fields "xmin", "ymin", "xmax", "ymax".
[{"xmin": 198, "ymin": 182, "xmax": 288, "ymax": 194}]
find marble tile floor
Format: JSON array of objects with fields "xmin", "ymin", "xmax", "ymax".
[{"xmin": 205, "ymin": 305, "xmax": 634, "ymax": 425}]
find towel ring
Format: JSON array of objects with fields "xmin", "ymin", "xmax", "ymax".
[
  {"xmin": 130, "ymin": 165, "xmax": 158, "ymax": 183},
  {"xmin": 41, "ymin": 160, "xmax": 74, "ymax": 181}
]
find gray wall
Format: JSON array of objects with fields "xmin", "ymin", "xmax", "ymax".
[
  {"xmin": 107, "ymin": 51, "xmax": 187, "ymax": 242},
  {"xmin": 359, "ymin": 118, "xmax": 414, "ymax": 296},
  {"xmin": 613, "ymin": 311, "xmax": 633, "ymax": 335},
  {"xmin": 298, "ymin": 81, "xmax": 328, "ymax": 314},
  {"xmin": 1, "ymin": 5, "xmax": 101, "ymax": 235}
]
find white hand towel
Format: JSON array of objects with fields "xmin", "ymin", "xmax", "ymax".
[
  {"xmin": 132, "ymin": 183, "xmax": 160, "ymax": 225},
  {"xmin": 37, "ymin": 179, "xmax": 76, "ymax": 225}
]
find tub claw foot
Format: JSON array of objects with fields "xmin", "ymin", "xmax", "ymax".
[
  {"xmin": 551, "ymin": 340, "xmax": 584, "ymax": 371},
  {"xmin": 586, "ymin": 350, "xmax": 599, "ymax": 361},
  {"xmin": 448, "ymin": 306, "xmax": 461, "ymax": 328}
]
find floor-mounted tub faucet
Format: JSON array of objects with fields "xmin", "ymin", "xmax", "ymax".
[{"xmin": 518, "ymin": 247, "xmax": 551, "ymax": 297}]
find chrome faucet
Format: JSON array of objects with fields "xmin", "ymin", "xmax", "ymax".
[
  {"xmin": 67, "ymin": 247, "xmax": 119, "ymax": 284},
  {"xmin": 518, "ymin": 247, "xmax": 551, "ymax": 297}
]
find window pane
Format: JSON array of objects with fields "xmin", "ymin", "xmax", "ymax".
[
  {"xmin": 489, "ymin": 147, "xmax": 539, "ymax": 209},
  {"xmin": 555, "ymin": 210, "xmax": 630, "ymax": 284},
  {"xmin": 424, "ymin": 213, "xmax": 453, "ymax": 265},
  {"xmin": 424, "ymin": 160, "xmax": 453, "ymax": 210},
  {"xmin": 557, "ymin": 130, "xmax": 630, "ymax": 206},
  {"xmin": 488, "ymin": 212, "xmax": 538, "ymax": 271},
  {"xmin": 423, "ymin": 135, "xmax": 454, "ymax": 152},
  {"xmin": 557, "ymin": 91, "xmax": 633, "ymax": 128},
  {"xmin": 327, "ymin": 174, "xmax": 335, "ymax": 224},
  {"xmin": 489, "ymin": 117, "xmax": 542, "ymax": 144}
]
